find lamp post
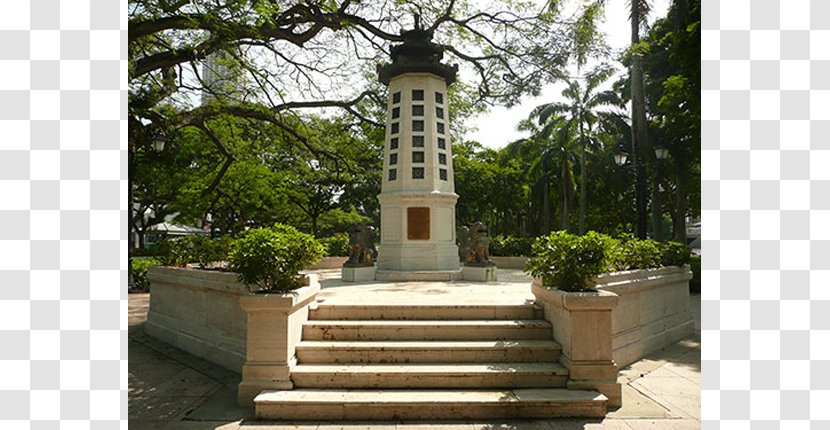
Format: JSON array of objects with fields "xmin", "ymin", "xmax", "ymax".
[{"xmin": 651, "ymin": 143, "xmax": 668, "ymax": 241}]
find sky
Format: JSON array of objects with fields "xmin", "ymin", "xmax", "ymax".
[{"xmin": 466, "ymin": 0, "xmax": 671, "ymax": 149}]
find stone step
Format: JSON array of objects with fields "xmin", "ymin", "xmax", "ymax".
[
  {"xmin": 301, "ymin": 320, "xmax": 553, "ymax": 341},
  {"xmin": 290, "ymin": 362, "xmax": 569, "ymax": 389},
  {"xmin": 295, "ymin": 340, "xmax": 562, "ymax": 364},
  {"xmin": 309, "ymin": 303, "xmax": 543, "ymax": 321},
  {"xmin": 254, "ymin": 388, "xmax": 607, "ymax": 420}
]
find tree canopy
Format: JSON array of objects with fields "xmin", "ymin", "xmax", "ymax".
[{"xmin": 128, "ymin": 0, "xmax": 700, "ymax": 248}]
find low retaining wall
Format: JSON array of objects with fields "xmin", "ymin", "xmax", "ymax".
[
  {"xmin": 489, "ymin": 256, "xmax": 529, "ymax": 269},
  {"xmin": 595, "ymin": 266, "xmax": 695, "ymax": 368},
  {"xmin": 145, "ymin": 267, "xmax": 249, "ymax": 373},
  {"xmin": 307, "ymin": 256, "xmax": 348, "ymax": 270}
]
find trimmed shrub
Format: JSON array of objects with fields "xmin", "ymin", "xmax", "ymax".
[
  {"xmin": 157, "ymin": 235, "xmax": 232, "ymax": 269},
  {"xmin": 609, "ymin": 234, "xmax": 663, "ymax": 271},
  {"xmin": 320, "ymin": 234, "xmax": 350, "ymax": 257},
  {"xmin": 156, "ymin": 236, "xmax": 196, "ymax": 267},
  {"xmin": 130, "ymin": 257, "xmax": 162, "ymax": 292},
  {"xmin": 489, "ymin": 235, "xmax": 535, "ymax": 257},
  {"xmin": 660, "ymin": 241, "xmax": 692, "ymax": 267},
  {"xmin": 525, "ymin": 231, "xmax": 609, "ymax": 292},
  {"xmin": 228, "ymin": 224, "xmax": 325, "ymax": 293}
]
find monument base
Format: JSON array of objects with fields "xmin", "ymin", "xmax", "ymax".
[
  {"xmin": 462, "ymin": 265, "xmax": 498, "ymax": 282},
  {"xmin": 341, "ymin": 266, "xmax": 376, "ymax": 282},
  {"xmin": 375, "ymin": 269, "xmax": 463, "ymax": 282}
]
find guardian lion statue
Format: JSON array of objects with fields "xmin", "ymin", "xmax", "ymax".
[
  {"xmin": 466, "ymin": 222, "xmax": 494, "ymax": 266},
  {"xmin": 344, "ymin": 224, "xmax": 377, "ymax": 267}
]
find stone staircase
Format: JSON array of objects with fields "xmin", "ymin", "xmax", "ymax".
[{"xmin": 253, "ymin": 302, "xmax": 608, "ymax": 420}]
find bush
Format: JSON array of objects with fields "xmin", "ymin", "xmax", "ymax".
[
  {"xmin": 609, "ymin": 234, "xmax": 663, "ymax": 271},
  {"xmin": 130, "ymin": 257, "xmax": 162, "ymax": 292},
  {"xmin": 660, "ymin": 241, "xmax": 692, "ymax": 267},
  {"xmin": 489, "ymin": 235, "xmax": 535, "ymax": 257},
  {"xmin": 156, "ymin": 236, "xmax": 195, "ymax": 267},
  {"xmin": 689, "ymin": 255, "xmax": 701, "ymax": 293},
  {"xmin": 525, "ymin": 231, "xmax": 609, "ymax": 292},
  {"xmin": 320, "ymin": 234, "xmax": 350, "ymax": 257},
  {"xmin": 156, "ymin": 235, "xmax": 233, "ymax": 269},
  {"xmin": 229, "ymin": 224, "xmax": 325, "ymax": 293}
]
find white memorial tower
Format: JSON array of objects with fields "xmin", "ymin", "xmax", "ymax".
[{"xmin": 375, "ymin": 27, "xmax": 462, "ymax": 281}]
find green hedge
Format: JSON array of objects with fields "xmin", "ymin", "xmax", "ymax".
[
  {"xmin": 155, "ymin": 235, "xmax": 232, "ymax": 268},
  {"xmin": 489, "ymin": 235, "xmax": 535, "ymax": 257},
  {"xmin": 526, "ymin": 231, "xmax": 693, "ymax": 292},
  {"xmin": 129, "ymin": 257, "xmax": 162, "ymax": 292},
  {"xmin": 320, "ymin": 234, "xmax": 350, "ymax": 257}
]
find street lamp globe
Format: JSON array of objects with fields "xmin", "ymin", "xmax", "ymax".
[
  {"xmin": 614, "ymin": 139, "xmax": 629, "ymax": 166},
  {"xmin": 151, "ymin": 131, "xmax": 166, "ymax": 152},
  {"xmin": 654, "ymin": 144, "xmax": 669, "ymax": 160}
]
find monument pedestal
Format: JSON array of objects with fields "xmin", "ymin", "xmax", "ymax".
[
  {"xmin": 462, "ymin": 265, "xmax": 498, "ymax": 282},
  {"xmin": 341, "ymin": 266, "xmax": 376, "ymax": 282},
  {"xmin": 376, "ymin": 269, "xmax": 462, "ymax": 282}
]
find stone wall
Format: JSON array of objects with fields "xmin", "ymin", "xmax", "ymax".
[
  {"xmin": 307, "ymin": 256, "xmax": 348, "ymax": 270},
  {"xmin": 145, "ymin": 266, "xmax": 248, "ymax": 373},
  {"xmin": 489, "ymin": 256, "xmax": 529, "ymax": 269},
  {"xmin": 595, "ymin": 266, "xmax": 695, "ymax": 368}
]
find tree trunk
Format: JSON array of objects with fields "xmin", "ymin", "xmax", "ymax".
[
  {"xmin": 673, "ymin": 154, "xmax": 687, "ymax": 243},
  {"xmin": 561, "ymin": 163, "xmax": 569, "ymax": 231},
  {"xmin": 542, "ymin": 179, "xmax": 551, "ymax": 234},
  {"xmin": 578, "ymin": 121, "xmax": 587, "ymax": 235},
  {"xmin": 630, "ymin": 4, "xmax": 649, "ymax": 239}
]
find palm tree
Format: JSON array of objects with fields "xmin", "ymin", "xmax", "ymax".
[
  {"xmin": 528, "ymin": 66, "xmax": 622, "ymax": 234},
  {"xmin": 629, "ymin": 0, "xmax": 652, "ymax": 238},
  {"xmin": 508, "ymin": 118, "xmax": 577, "ymax": 234}
]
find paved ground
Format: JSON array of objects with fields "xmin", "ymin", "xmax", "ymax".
[{"xmin": 129, "ymin": 269, "xmax": 701, "ymax": 430}]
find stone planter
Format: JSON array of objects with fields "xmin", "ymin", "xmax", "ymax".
[
  {"xmin": 595, "ymin": 265, "xmax": 695, "ymax": 368},
  {"xmin": 145, "ymin": 266, "xmax": 249, "ymax": 373},
  {"xmin": 531, "ymin": 279, "xmax": 622, "ymax": 407},
  {"xmin": 237, "ymin": 278, "xmax": 320, "ymax": 407}
]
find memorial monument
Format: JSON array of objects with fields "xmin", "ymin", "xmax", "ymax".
[{"xmin": 373, "ymin": 23, "xmax": 463, "ymax": 281}]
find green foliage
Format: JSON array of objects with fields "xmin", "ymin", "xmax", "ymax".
[
  {"xmin": 527, "ymin": 230, "xmax": 696, "ymax": 292},
  {"xmin": 129, "ymin": 257, "xmax": 162, "ymax": 292},
  {"xmin": 608, "ymin": 234, "xmax": 663, "ymax": 271},
  {"xmin": 489, "ymin": 236, "xmax": 535, "ymax": 257},
  {"xmin": 316, "ymin": 208, "xmax": 373, "ymax": 238},
  {"xmin": 526, "ymin": 231, "xmax": 609, "ymax": 292},
  {"xmin": 228, "ymin": 224, "xmax": 325, "ymax": 293},
  {"xmin": 689, "ymin": 255, "xmax": 701, "ymax": 293},
  {"xmin": 660, "ymin": 241, "xmax": 692, "ymax": 267},
  {"xmin": 156, "ymin": 234, "xmax": 232, "ymax": 269},
  {"xmin": 156, "ymin": 236, "xmax": 195, "ymax": 267},
  {"xmin": 320, "ymin": 234, "xmax": 350, "ymax": 257}
]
